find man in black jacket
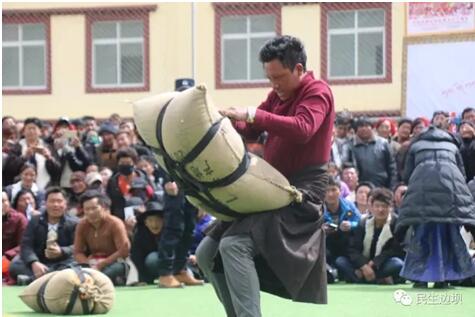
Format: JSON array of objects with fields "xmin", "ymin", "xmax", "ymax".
[{"xmin": 9, "ymin": 187, "xmax": 78, "ymax": 284}]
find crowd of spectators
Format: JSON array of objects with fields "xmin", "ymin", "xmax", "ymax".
[{"xmin": 2, "ymin": 107, "xmax": 475, "ymax": 288}]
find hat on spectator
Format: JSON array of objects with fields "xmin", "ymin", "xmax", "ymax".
[
  {"xmin": 125, "ymin": 196, "xmax": 144, "ymax": 208},
  {"xmin": 70, "ymin": 171, "xmax": 86, "ymax": 183},
  {"xmin": 99, "ymin": 122, "xmax": 118, "ymax": 135},
  {"xmin": 54, "ymin": 117, "xmax": 72, "ymax": 131},
  {"xmin": 23, "ymin": 117, "xmax": 43, "ymax": 129},
  {"xmin": 175, "ymin": 78, "xmax": 195, "ymax": 92},
  {"xmin": 138, "ymin": 200, "xmax": 165, "ymax": 222},
  {"xmin": 85, "ymin": 172, "xmax": 103, "ymax": 187}
]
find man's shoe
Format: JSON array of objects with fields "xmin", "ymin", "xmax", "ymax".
[
  {"xmin": 434, "ymin": 282, "xmax": 453, "ymax": 289},
  {"xmin": 158, "ymin": 275, "xmax": 184, "ymax": 288},
  {"xmin": 174, "ymin": 271, "xmax": 205, "ymax": 286}
]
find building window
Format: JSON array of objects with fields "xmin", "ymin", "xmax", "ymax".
[
  {"xmin": 86, "ymin": 11, "xmax": 150, "ymax": 93},
  {"xmin": 2, "ymin": 20, "xmax": 50, "ymax": 94},
  {"xmin": 214, "ymin": 3, "xmax": 281, "ymax": 89},
  {"xmin": 322, "ymin": 3, "xmax": 392, "ymax": 85}
]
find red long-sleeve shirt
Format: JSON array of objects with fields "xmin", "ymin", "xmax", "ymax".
[{"xmin": 235, "ymin": 72, "xmax": 335, "ymax": 178}]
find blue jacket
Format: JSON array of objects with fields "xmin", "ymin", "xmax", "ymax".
[{"xmin": 323, "ymin": 197, "xmax": 361, "ymax": 229}]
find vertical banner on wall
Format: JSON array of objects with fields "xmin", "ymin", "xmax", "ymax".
[{"xmin": 407, "ymin": 2, "xmax": 475, "ymax": 35}]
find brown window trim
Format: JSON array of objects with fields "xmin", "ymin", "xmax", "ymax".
[
  {"xmin": 214, "ymin": 3, "xmax": 282, "ymax": 89},
  {"xmin": 321, "ymin": 2, "xmax": 392, "ymax": 86},
  {"xmin": 2, "ymin": 15, "xmax": 52, "ymax": 95},
  {"xmin": 85, "ymin": 10, "xmax": 150, "ymax": 93}
]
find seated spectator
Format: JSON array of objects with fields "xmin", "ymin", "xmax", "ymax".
[
  {"xmin": 86, "ymin": 163, "xmax": 99, "ymax": 174},
  {"xmin": 336, "ymin": 188, "xmax": 404, "ymax": 284},
  {"xmin": 131, "ymin": 201, "xmax": 165, "ymax": 284},
  {"xmin": 354, "ymin": 181, "xmax": 375, "ymax": 217},
  {"xmin": 106, "ymin": 148, "xmax": 153, "ymax": 220},
  {"xmin": 100, "ymin": 167, "xmax": 113, "ymax": 190},
  {"xmin": 341, "ymin": 163, "xmax": 359, "ymax": 201},
  {"xmin": 5, "ymin": 162, "xmax": 45, "ymax": 208},
  {"xmin": 323, "ymin": 177, "xmax": 361, "ymax": 282},
  {"xmin": 3, "ymin": 117, "xmax": 61, "ymax": 189},
  {"xmin": 74, "ymin": 190, "xmax": 130, "ymax": 285},
  {"xmin": 327, "ymin": 162, "xmax": 350, "ymax": 198},
  {"xmin": 9, "ymin": 187, "xmax": 78, "ymax": 284},
  {"xmin": 12, "ymin": 189, "xmax": 41, "ymax": 220},
  {"xmin": 2, "ymin": 191, "xmax": 28, "ymax": 279},
  {"xmin": 96, "ymin": 123, "xmax": 119, "ymax": 171},
  {"xmin": 350, "ymin": 117, "xmax": 397, "ymax": 189},
  {"xmin": 67, "ymin": 171, "xmax": 87, "ymax": 217},
  {"xmin": 188, "ymin": 209, "xmax": 215, "ymax": 280}
]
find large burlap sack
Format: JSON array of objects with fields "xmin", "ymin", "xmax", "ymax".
[
  {"xmin": 133, "ymin": 85, "xmax": 302, "ymax": 221},
  {"xmin": 19, "ymin": 267, "xmax": 114, "ymax": 315}
]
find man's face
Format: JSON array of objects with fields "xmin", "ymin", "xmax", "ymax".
[
  {"xmin": 85, "ymin": 119, "xmax": 97, "ymax": 132},
  {"xmin": 46, "ymin": 192, "xmax": 67, "ymax": 219},
  {"xmin": 356, "ymin": 124, "xmax": 373, "ymax": 141},
  {"xmin": 372, "ymin": 200, "xmax": 391, "ymax": 221},
  {"xmin": 145, "ymin": 215, "xmax": 163, "ymax": 235},
  {"xmin": 116, "ymin": 133, "xmax": 131, "ymax": 149},
  {"xmin": 83, "ymin": 198, "xmax": 105, "ymax": 226},
  {"xmin": 137, "ymin": 160, "xmax": 154, "ymax": 176},
  {"xmin": 23, "ymin": 123, "xmax": 41, "ymax": 140},
  {"xmin": 264, "ymin": 59, "xmax": 303, "ymax": 101},
  {"xmin": 460, "ymin": 123, "xmax": 475, "ymax": 139},
  {"xmin": 398, "ymin": 122, "xmax": 412, "ymax": 140},
  {"xmin": 101, "ymin": 132, "xmax": 115, "ymax": 146},
  {"xmin": 463, "ymin": 110, "xmax": 475, "ymax": 125},
  {"xmin": 21, "ymin": 167, "xmax": 36, "ymax": 187},
  {"xmin": 71, "ymin": 179, "xmax": 87, "ymax": 194},
  {"xmin": 325, "ymin": 186, "xmax": 340, "ymax": 205},
  {"xmin": 335, "ymin": 125, "xmax": 348, "ymax": 139},
  {"xmin": 2, "ymin": 192, "xmax": 10, "ymax": 215},
  {"xmin": 432, "ymin": 114, "xmax": 449, "ymax": 130},
  {"xmin": 342, "ymin": 168, "xmax": 358, "ymax": 188}
]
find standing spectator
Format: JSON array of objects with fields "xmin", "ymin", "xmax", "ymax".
[
  {"xmin": 394, "ymin": 118, "xmax": 412, "ymax": 145},
  {"xmin": 96, "ymin": 123, "xmax": 119, "ymax": 171},
  {"xmin": 461, "ymin": 107, "xmax": 475, "ymax": 125},
  {"xmin": 458, "ymin": 120, "xmax": 475, "ymax": 182},
  {"xmin": 337, "ymin": 188, "xmax": 405, "ymax": 284},
  {"xmin": 341, "ymin": 163, "xmax": 359, "ymax": 201},
  {"xmin": 130, "ymin": 201, "xmax": 165, "ymax": 285},
  {"xmin": 375, "ymin": 118, "xmax": 399, "ymax": 156},
  {"xmin": 9, "ymin": 187, "xmax": 78, "ymax": 284},
  {"xmin": 350, "ymin": 117, "xmax": 397, "ymax": 189},
  {"xmin": 431, "ymin": 110, "xmax": 451, "ymax": 131},
  {"xmin": 2, "ymin": 191, "xmax": 28, "ymax": 265},
  {"xmin": 74, "ymin": 190, "xmax": 130, "ymax": 285},
  {"xmin": 106, "ymin": 148, "xmax": 153, "ymax": 220},
  {"xmin": 331, "ymin": 114, "xmax": 353, "ymax": 169},
  {"xmin": 411, "ymin": 117, "xmax": 430, "ymax": 137},
  {"xmin": 51, "ymin": 126, "xmax": 90, "ymax": 189},
  {"xmin": 397, "ymin": 125, "xmax": 475, "ymax": 289},
  {"xmin": 115, "ymin": 129, "xmax": 152, "ymax": 157},
  {"xmin": 4, "ymin": 162, "xmax": 45, "ymax": 208},
  {"xmin": 3, "ymin": 117, "xmax": 61, "ymax": 189},
  {"xmin": 137, "ymin": 155, "xmax": 166, "ymax": 203}
]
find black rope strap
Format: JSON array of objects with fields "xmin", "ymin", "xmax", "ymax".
[
  {"xmin": 155, "ymin": 98, "xmax": 248, "ymax": 219},
  {"xmin": 37, "ymin": 277, "xmax": 52, "ymax": 313},
  {"xmin": 64, "ymin": 267, "xmax": 91, "ymax": 315}
]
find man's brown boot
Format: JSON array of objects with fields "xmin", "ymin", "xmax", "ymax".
[
  {"xmin": 174, "ymin": 270, "xmax": 204, "ymax": 286},
  {"xmin": 158, "ymin": 275, "xmax": 184, "ymax": 288}
]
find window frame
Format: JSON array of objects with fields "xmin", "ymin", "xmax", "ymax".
[
  {"xmin": 214, "ymin": 3, "xmax": 281, "ymax": 89},
  {"xmin": 86, "ymin": 11, "xmax": 150, "ymax": 93},
  {"xmin": 2, "ymin": 15, "xmax": 51, "ymax": 95},
  {"xmin": 321, "ymin": 3, "xmax": 392, "ymax": 85}
]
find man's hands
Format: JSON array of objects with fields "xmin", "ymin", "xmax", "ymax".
[
  {"xmin": 218, "ymin": 107, "xmax": 248, "ymax": 122},
  {"xmin": 358, "ymin": 262, "xmax": 376, "ymax": 282},
  {"xmin": 44, "ymin": 243, "xmax": 63, "ymax": 260},
  {"xmin": 164, "ymin": 182, "xmax": 179, "ymax": 196},
  {"xmin": 31, "ymin": 261, "xmax": 49, "ymax": 278},
  {"xmin": 339, "ymin": 220, "xmax": 351, "ymax": 232}
]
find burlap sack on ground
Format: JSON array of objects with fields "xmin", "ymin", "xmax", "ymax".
[
  {"xmin": 19, "ymin": 268, "xmax": 114, "ymax": 315},
  {"xmin": 133, "ymin": 85, "xmax": 301, "ymax": 220}
]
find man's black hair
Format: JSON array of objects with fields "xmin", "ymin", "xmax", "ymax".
[
  {"xmin": 79, "ymin": 190, "xmax": 111, "ymax": 209},
  {"xmin": 45, "ymin": 186, "xmax": 67, "ymax": 201},
  {"xmin": 259, "ymin": 35, "xmax": 307, "ymax": 72}
]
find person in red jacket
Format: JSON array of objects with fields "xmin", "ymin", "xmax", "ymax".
[{"xmin": 196, "ymin": 35, "xmax": 335, "ymax": 317}]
